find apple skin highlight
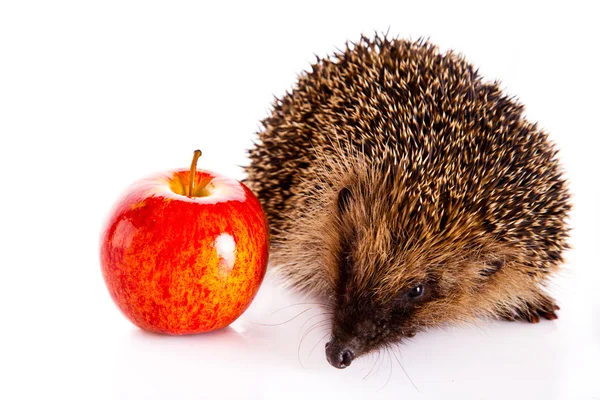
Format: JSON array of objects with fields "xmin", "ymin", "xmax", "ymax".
[{"xmin": 100, "ymin": 169, "xmax": 269, "ymax": 334}]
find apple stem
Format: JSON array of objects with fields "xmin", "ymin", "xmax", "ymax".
[{"xmin": 188, "ymin": 149, "xmax": 202, "ymax": 197}]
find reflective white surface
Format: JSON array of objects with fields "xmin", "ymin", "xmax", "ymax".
[
  {"xmin": 1, "ymin": 0, "xmax": 599, "ymax": 399},
  {"xmin": 7, "ymin": 271, "xmax": 597, "ymax": 400},
  {"xmin": 102, "ymin": 272, "xmax": 600, "ymax": 400}
]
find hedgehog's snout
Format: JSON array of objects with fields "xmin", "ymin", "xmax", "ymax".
[
  {"xmin": 325, "ymin": 340, "xmax": 355, "ymax": 369},
  {"xmin": 325, "ymin": 319, "xmax": 379, "ymax": 368}
]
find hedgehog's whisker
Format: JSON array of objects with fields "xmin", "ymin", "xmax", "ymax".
[
  {"xmin": 250, "ymin": 307, "xmax": 313, "ymax": 326},
  {"xmin": 298, "ymin": 320, "xmax": 330, "ymax": 368},
  {"xmin": 393, "ymin": 342, "xmax": 404, "ymax": 364},
  {"xmin": 269, "ymin": 302, "xmax": 329, "ymax": 316},
  {"xmin": 372, "ymin": 348, "xmax": 385, "ymax": 379},
  {"xmin": 391, "ymin": 346, "xmax": 419, "ymax": 392},
  {"xmin": 308, "ymin": 332, "xmax": 331, "ymax": 358},
  {"xmin": 302, "ymin": 320, "xmax": 330, "ymax": 342},
  {"xmin": 377, "ymin": 347, "xmax": 393, "ymax": 392},
  {"xmin": 363, "ymin": 350, "xmax": 381, "ymax": 380},
  {"xmin": 300, "ymin": 312, "xmax": 331, "ymax": 334}
]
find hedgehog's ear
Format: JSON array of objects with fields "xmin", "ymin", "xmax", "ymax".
[
  {"xmin": 479, "ymin": 259, "xmax": 505, "ymax": 277},
  {"xmin": 477, "ymin": 251, "xmax": 510, "ymax": 278},
  {"xmin": 337, "ymin": 187, "xmax": 353, "ymax": 213}
]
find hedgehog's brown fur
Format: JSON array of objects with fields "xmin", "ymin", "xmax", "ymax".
[{"xmin": 245, "ymin": 34, "xmax": 571, "ymax": 366}]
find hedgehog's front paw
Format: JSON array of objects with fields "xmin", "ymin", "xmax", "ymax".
[{"xmin": 501, "ymin": 296, "xmax": 560, "ymax": 323}]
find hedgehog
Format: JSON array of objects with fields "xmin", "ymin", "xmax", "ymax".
[{"xmin": 244, "ymin": 34, "xmax": 571, "ymax": 369}]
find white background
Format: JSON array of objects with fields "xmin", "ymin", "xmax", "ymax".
[{"xmin": 1, "ymin": 1, "xmax": 599, "ymax": 399}]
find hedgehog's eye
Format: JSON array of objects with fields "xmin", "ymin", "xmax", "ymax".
[{"xmin": 407, "ymin": 284, "xmax": 424, "ymax": 299}]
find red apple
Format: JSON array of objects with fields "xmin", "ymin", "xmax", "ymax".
[{"xmin": 100, "ymin": 150, "xmax": 269, "ymax": 334}]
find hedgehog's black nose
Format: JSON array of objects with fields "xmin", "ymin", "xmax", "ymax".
[{"xmin": 325, "ymin": 341, "xmax": 355, "ymax": 369}]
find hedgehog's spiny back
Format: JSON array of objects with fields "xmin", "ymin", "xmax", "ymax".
[{"xmin": 245, "ymin": 35, "xmax": 570, "ymax": 282}]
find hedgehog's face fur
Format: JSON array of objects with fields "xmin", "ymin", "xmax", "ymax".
[{"xmin": 322, "ymin": 171, "xmax": 512, "ymax": 369}]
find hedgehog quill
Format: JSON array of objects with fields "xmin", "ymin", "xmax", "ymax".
[{"xmin": 245, "ymin": 35, "xmax": 571, "ymax": 369}]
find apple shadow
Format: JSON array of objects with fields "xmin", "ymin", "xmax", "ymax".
[
  {"xmin": 128, "ymin": 324, "xmax": 250, "ymax": 349},
  {"xmin": 132, "ymin": 325, "xmax": 239, "ymax": 339}
]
